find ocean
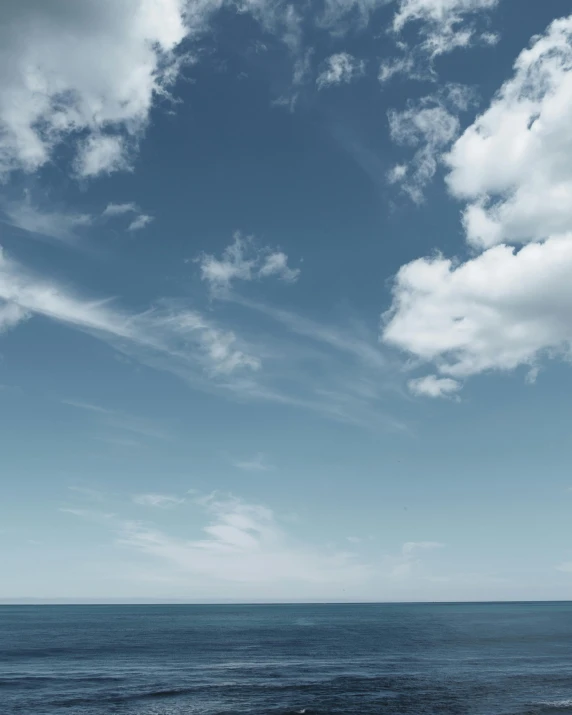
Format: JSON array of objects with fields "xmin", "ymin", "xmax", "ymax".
[{"xmin": 1, "ymin": 603, "xmax": 572, "ymax": 715}]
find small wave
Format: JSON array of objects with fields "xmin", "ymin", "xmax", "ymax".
[{"xmin": 538, "ymin": 701, "xmax": 572, "ymax": 709}]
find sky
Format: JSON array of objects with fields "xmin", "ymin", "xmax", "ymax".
[{"xmin": 1, "ymin": 0, "xmax": 572, "ymax": 603}]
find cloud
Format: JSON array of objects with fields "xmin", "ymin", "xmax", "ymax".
[
  {"xmin": 62, "ymin": 399, "xmax": 173, "ymax": 442},
  {"xmin": 408, "ymin": 375, "xmax": 461, "ymax": 398},
  {"xmin": 101, "ymin": 202, "xmax": 154, "ymax": 232},
  {"xmin": 2, "ymin": 194, "xmax": 92, "ymax": 242},
  {"xmin": 0, "ymin": 0, "xmax": 209, "ymax": 180},
  {"xmin": 0, "ymin": 301, "xmax": 28, "ymax": 333},
  {"xmin": 393, "ymin": 0, "xmax": 500, "ymax": 57},
  {"xmin": 74, "ymin": 135, "xmax": 130, "ymax": 178},
  {"xmin": 232, "ymin": 453, "xmax": 275, "ymax": 472},
  {"xmin": 62, "ymin": 400, "xmax": 112, "ymax": 415},
  {"xmin": 319, "ymin": 0, "xmax": 386, "ymax": 30},
  {"xmin": 557, "ymin": 562, "xmax": 572, "ymax": 573},
  {"xmin": 0, "ymin": 243, "xmax": 400, "ymax": 432},
  {"xmin": 197, "ymin": 232, "xmax": 300, "ymax": 292},
  {"xmin": 402, "ymin": 541, "xmax": 444, "ymax": 555},
  {"xmin": 117, "ymin": 492, "xmax": 371, "ymax": 587},
  {"xmin": 102, "ymin": 203, "xmax": 138, "ymax": 218},
  {"xmin": 387, "ymin": 85, "xmax": 476, "ymax": 202},
  {"xmin": 382, "ymin": 235, "xmax": 572, "ymax": 380},
  {"xmin": 446, "ymin": 15, "xmax": 572, "ymax": 249},
  {"xmin": 0, "ymin": 246, "xmax": 261, "ymax": 379},
  {"xmin": 127, "ymin": 214, "xmax": 154, "ymax": 232},
  {"xmin": 316, "ymin": 53, "xmax": 365, "ymax": 89},
  {"xmin": 388, "ymin": 541, "xmax": 445, "ymax": 579},
  {"xmin": 382, "ymin": 17, "xmax": 572, "ymax": 391},
  {"xmin": 133, "ymin": 493, "xmax": 185, "ymax": 508}
]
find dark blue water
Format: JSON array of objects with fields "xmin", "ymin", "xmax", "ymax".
[{"xmin": 2, "ymin": 603, "xmax": 572, "ymax": 715}]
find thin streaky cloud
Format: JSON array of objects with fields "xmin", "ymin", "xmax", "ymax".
[
  {"xmin": 232, "ymin": 453, "xmax": 276, "ymax": 472},
  {"xmin": 133, "ymin": 494, "xmax": 185, "ymax": 508}
]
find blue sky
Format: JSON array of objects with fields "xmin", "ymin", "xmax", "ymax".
[{"xmin": 1, "ymin": 0, "xmax": 572, "ymax": 603}]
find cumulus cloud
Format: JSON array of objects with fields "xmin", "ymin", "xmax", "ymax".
[
  {"xmin": 446, "ymin": 15, "xmax": 572, "ymax": 248},
  {"xmin": 383, "ymin": 235, "xmax": 572, "ymax": 379},
  {"xmin": 382, "ymin": 16, "xmax": 572, "ymax": 392},
  {"xmin": 387, "ymin": 85, "xmax": 475, "ymax": 202},
  {"xmin": 197, "ymin": 232, "xmax": 300, "ymax": 292},
  {"xmin": 317, "ymin": 53, "xmax": 365, "ymax": 89},
  {"xmin": 408, "ymin": 375, "xmax": 461, "ymax": 398},
  {"xmin": 0, "ymin": 0, "xmax": 206, "ymax": 179}
]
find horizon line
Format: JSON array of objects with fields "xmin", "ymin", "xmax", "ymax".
[{"xmin": 1, "ymin": 599, "xmax": 571, "ymax": 606}]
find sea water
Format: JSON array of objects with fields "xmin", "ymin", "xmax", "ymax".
[{"xmin": 2, "ymin": 602, "xmax": 572, "ymax": 714}]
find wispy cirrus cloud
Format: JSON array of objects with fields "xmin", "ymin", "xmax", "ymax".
[
  {"xmin": 65, "ymin": 491, "xmax": 372, "ymax": 594},
  {"xmin": 2, "ymin": 194, "xmax": 93, "ymax": 242},
  {"xmin": 133, "ymin": 494, "xmax": 185, "ymax": 508},
  {"xmin": 388, "ymin": 541, "xmax": 446, "ymax": 579},
  {"xmin": 0, "ymin": 236, "xmax": 401, "ymax": 431},
  {"xmin": 232, "ymin": 453, "xmax": 276, "ymax": 472},
  {"xmin": 0, "ymin": 245, "xmax": 260, "ymax": 382},
  {"xmin": 62, "ymin": 399, "xmax": 174, "ymax": 442}
]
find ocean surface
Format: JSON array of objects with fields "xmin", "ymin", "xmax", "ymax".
[{"xmin": 1, "ymin": 603, "xmax": 572, "ymax": 715}]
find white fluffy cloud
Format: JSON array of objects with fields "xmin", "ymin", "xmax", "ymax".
[
  {"xmin": 0, "ymin": 0, "xmax": 200, "ymax": 179},
  {"xmin": 317, "ymin": 53, "xmax": 365, "ymax": 89},
  {"xmin": 446, "ymin": 15, "xmax": 572, "ymax": 248},
  {"xmin": 197, "ymin": 232, "xmax": 300, "ymax": 292},
  {"xmin": 383, "ymin": 235, "xmax": 572, "ymax": 379},
  {"xmin": 383, "ymin": 16, "xmax": 572, "ymax": 390}
]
